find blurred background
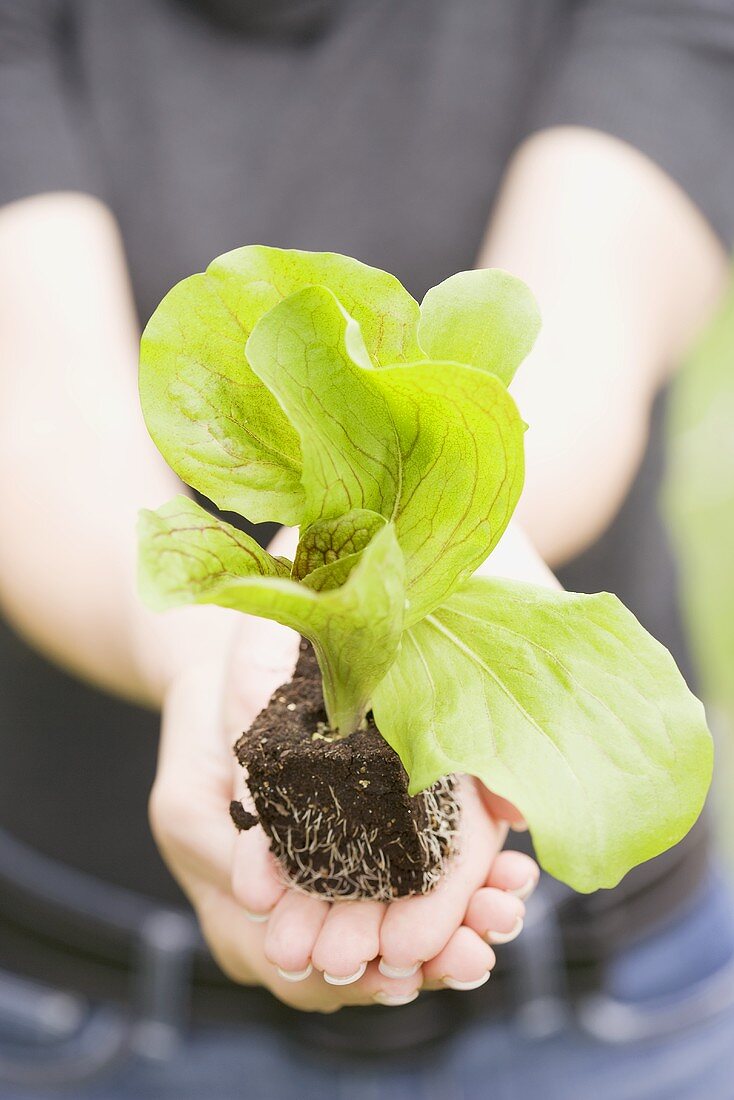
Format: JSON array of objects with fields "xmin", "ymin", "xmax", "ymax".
[
  {"xmin": 1, "ymin": 1, "xmax": 734, "ymax": 1097},
  {"xmin": 666, "ymin": 276, "xmax": 734, "ymax": 863}
]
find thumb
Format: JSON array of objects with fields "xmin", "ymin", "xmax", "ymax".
[{"xmin": 223, "ymin": 616, "xmax": 301, "ymax": 734}]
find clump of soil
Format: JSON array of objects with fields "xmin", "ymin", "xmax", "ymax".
[{"xmin": 231, "ymin": 640, "xmax": 460, "ymax": 900}]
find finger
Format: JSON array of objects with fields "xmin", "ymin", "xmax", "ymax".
[
  {"xmin": 422, "ymin": 926, "xmax": 495, "ymax": 991},
  {"xmin": 197, "ymin": 889, "xmax": 346, "ymax": 1013},
  {"xmin": 328, "ymin": 960, "xmax": 424, "ymax": 1008},
  {"xmin": 272, "ymin": 959, "xmax": 424, "ymax": 1009},
  {"xmin": 149, "ymin": 776, "xmax": 234, "ymax": 897},
  {"xmin": 312, "ymin": 900, "xmax": 385, "ymax": 983},
  {"xmin": 486, "ymin": 849, "xmax": 539, "ymax": 900},
  {"xmin": 379, "ymin": 779, "xmax": 504, "ymax": 971},
  {"xmin": 151, "ymin": 661, "xmax": 237, "ymax": 897},
  {"xmin": 196, "ymin": 885, "xmax": 268, "ymax": 987},
  {"xmin": 464, "ymin": 887, "xmax": 525, "ymax": 944},
  {"xmin": 223, "ymin": 617, "xmax": 301, "ymax": 733},
  {"xmin": 200, "ymin": 891, "xmax": 423, "ymax": 1011},
  {"xmin": 231, "ymin": 826, "xmax": 286, "ymax": 918},
  {"xmin": 478, "ymin": 786, "xmax": 528, "ymax": 831},
  {"xmin": 264, "ymin": 889, "xmax": 330, "ymax": 977},
  {"xmin": 267, "ymin": 943, "xmax": 422, "ymax": 1011},
  {"xmin": 223, "ymin": 620, "xmax": 300, "ymax": 918}
]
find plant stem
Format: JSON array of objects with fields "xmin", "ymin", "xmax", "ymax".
[{"xmin": 313, "ymin": 643, "xmax": 368, "ymax": 739}]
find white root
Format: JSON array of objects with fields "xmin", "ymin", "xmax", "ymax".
[{"xmin": 258, "ymin": 775, "xmax": 461, "ymax": 901}]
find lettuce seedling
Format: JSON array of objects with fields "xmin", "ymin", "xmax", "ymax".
[{"xmin": 138, "ymin": 246, "xmax": 712, "ymax": 895}]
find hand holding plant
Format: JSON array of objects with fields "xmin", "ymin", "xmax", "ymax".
[
  {"xmin": 152, "ymin": 610, "xmax": 536, "ymax": 1006},
  {"xmin": 139, "ymin": 245, "xmax": 712, "ymax": 901}
]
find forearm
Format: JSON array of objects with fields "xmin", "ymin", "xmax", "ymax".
[
  {"xmin": 479, "ymin": 127, "xmax": 728, "ymax": 566},
  {"xmin": 0, "ymin": 193, "xmax": 237, "ymax": 705}
]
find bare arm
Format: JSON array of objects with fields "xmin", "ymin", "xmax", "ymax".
[
  {"xmin": 1, "ymin": 128, "xmax": 722, "ymax": 1008},
  {"xmin": 0, "ymin": 193, "xmax": 528, "ymax": 1010},
  {"xmin": 0, "ymin": 192, "xmax": 237, "ymax": 705},
  {"xmin": 480, "ymin": 127, "xmax": 728, "ymax": 567},
  {"xmin": 1, "ymin": 131, "xmax": 725, "ymax": 707}
]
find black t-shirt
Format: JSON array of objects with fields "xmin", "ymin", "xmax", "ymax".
[{"xmin": 1, "ymin": 0, "xmax": 733, "ymax": 925}]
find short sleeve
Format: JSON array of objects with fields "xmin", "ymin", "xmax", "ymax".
[
  {"xmin": 525, "ymin": 0, "xmax": 734, "ymax": 248},
  {"xmin": 0, "ymin": 0, "xmax": 101, "ymax": 209}
]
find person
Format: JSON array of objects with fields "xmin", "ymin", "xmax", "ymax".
[{"xmin": 0, "ymin": 1, "xmax": 733, "ymax": 1096}]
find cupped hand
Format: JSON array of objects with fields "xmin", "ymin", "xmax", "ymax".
[{"xmin": 150, "ymin": 614, "xmax": 538, "ymax": 1012}]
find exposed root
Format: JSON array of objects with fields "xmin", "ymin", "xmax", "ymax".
[
  {"xmin": 257, "ymin": 775, "xmax": 461, "ymax": 901},
  {"xmin": 235, "ymin": 641, "xmax": 462, "ymax": 900}
]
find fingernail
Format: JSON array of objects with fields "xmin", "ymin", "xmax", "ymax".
[
  {"xmin": 443, "ymin": 972, "xmax": 491, "ymax": 991},
  {"xmin": 487, "ymin": 916, "xmax": 524, "ymax": 945},
  {"xmin": 276, "ymin": 963, "xmax": 313, "ymax": 982},
  {"xmin": 244, "ymin": 909, "xmax": 270, "ymax": 923},
  {"xmin": 374, "ymin": 990, "xmax": 420, "ymax": 1007},
  {"xmin": 512, "ymin": 872, "xmax": 540, "ymax": 901},
  {"xmin": 378, "ymin": 959, "xmax": 421, "ymax": 980},
  {"xmin": 323, "ymin": 962, "xmax": 367, "ymax": 986},
  {"xmin": 510, "ymin": 820, "xmax": 529, "ymax": 832}
]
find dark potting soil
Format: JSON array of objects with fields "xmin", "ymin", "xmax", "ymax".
[{"xmin": 231, "ymin": 640, "xmax": 460, "ymax": 900}]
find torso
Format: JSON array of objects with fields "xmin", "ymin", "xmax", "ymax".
[{"xmin": 1, "ymin": 0, "xmax": 701, "ymax": 915}]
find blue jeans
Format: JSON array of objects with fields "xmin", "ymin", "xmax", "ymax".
[{"xmin": 3, "ymin": 871, "xmax": 734, "ymax": 1100}]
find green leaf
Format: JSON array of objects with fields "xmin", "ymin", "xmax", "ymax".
[
  {"xmin": 246, "ymin": 285, "xmax": 525, "ymax": 623},
  {"xmin": 293, "ymin": 509, "xmax": 387, "ymax": 591},
  {"xmin": 139, "ymin": 274, "xmax": 304, "ymax": 525},
  {"xmin": 212, "ymin": 246, "xmax": 422, "ymax": 366},
  {"xmin": 138, "ymin": 495, "xmax": 290, "ymax": 611},
  {"xmin": 372, "ymin": 577, "xmax": 713, "ymax": 892},
  {"xmin": 139, "ymin": 246, "xmax": 422, "ymax": 525},
  {"xmin": 139, "ymin": 499, "xmax": 405, "ymax": 734},
  {"xmin": 418, "ymin": 269, "xmax": 541, "ymax": 386}
]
